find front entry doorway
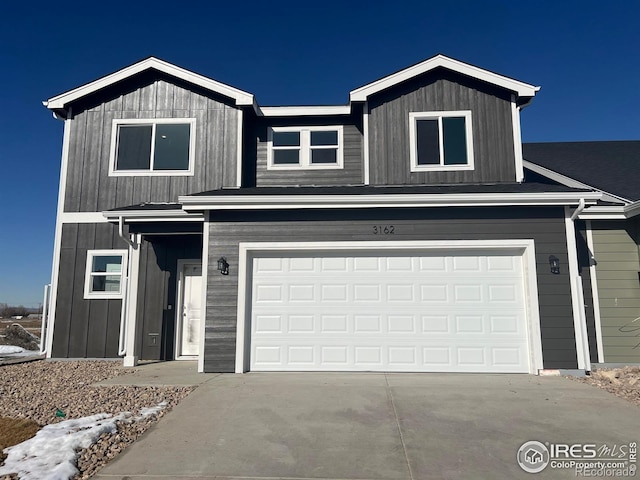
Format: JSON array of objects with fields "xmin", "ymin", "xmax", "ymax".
[{"xmin": 176, "ymin": 261, "xmax": 202, "ymax": 359}]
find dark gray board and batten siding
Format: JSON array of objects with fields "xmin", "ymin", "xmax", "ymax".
[
  {"xmin": 52, "ymin": 222, "xmax": 203, "ymax": 360},
  {"xmin": 64, "ymin": 75, "xmax": 240, "ymax": 213},
  {"xmin": 203, "ymin": 207, "xmax": 577, "ymax": 373},
  {"xmin": 367, "ymin": 69, "xmax": 517, "ymax": 185},
  {"xmin": 250, "ymin": 114, "xmax": 364, "ymax": 187},
  {"xmin": 53, "ymin": 223, "xmax": 126, "ymax": 358}
]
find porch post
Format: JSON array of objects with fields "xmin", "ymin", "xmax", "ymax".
[{"xmin": 123, "ymin": 233, "xmax": 141, "ymax": 367}]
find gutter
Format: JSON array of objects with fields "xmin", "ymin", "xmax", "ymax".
[{"xmin": 179, "ymin": 191, "xmax": 602, "ymax": 211}]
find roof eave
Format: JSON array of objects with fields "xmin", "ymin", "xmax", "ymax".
[
  {"xmin": 349, "ymin": 54, "xmax": 540, "ymax": 102},
  {"xmin": 179, "ymin": 191, "xmax": 601, "ymax": 211},
  {"xmin": 45, "ymin": 57, "xmax": 255, "ymax": 112}
]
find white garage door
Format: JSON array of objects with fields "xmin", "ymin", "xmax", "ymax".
[{"xmin": 249, "ymin": 251, "xmax": 531, "ymax": 373}]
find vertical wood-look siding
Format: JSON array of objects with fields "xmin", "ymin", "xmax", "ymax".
[
  {"xmin": 252, "ymin": 115, "xmax": 364, "ymax": 186},
  {"xmin": 135, "ymin": 235, "xmax": 202, "ymax": 361},
  {"xmin": 52, "ymin": 223, "xmax": 124, "ymax": 358},
  {"xmin": 64, "ymin": 75, "xmax": 240, "ymax": 212},
  {"xmin": 203, "ymin": 207, "xmax": 576, "ymax": 372},
  {"xmin": 51, "ymin": 223, "xmax": 203, "ymax": 359},
  {"xmin": 367, "ymin": 70, "xmax": 516, "ymax": 185},
  {"xmin": 591, "ymin": 219, "xmax": 640, "ymax": 363}
]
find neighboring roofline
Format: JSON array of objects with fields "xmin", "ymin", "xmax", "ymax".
[
  {"xmin": 259, "ymin": 106, "xmax": 351, "ymax": 117},
  {"xmin": 523, "ymin": 160, "xmax": 630, "ymax": 204},
  {"xmin": 44, "ymin": 57, "xmax": 255, "ymax": 113},
  {"xmin": 179, "ymin": 192, "xmax": 601, "ymax": 211},
  {"xmin": 349, "ymin": 54, "xmax": 540, "ymax": 102}
]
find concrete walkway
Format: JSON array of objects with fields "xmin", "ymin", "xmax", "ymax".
[{"xmin": 94, "ymin": 370, "xmax": 640, "ymax": 480}]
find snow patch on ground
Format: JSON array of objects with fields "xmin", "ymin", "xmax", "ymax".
[
  {"xmin": 0, "ymin": 345, "xmax": 25, "ymax": 354},
  {"xmin": 0, "ymin": 345, "xmax": 41, "ymax": 358},
  {"xmin": 0, "ymin": 402, "xmax": 168, "ymax": 480}
]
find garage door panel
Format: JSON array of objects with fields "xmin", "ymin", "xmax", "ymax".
[{"xmin": 250, "ymin": 251, "xmax": 531, "ymax": 373}]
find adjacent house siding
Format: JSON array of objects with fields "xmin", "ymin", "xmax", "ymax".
[
  {"xmin": 52, "ymin": 223, "xmax": 125, "ymax": 358},
  {"xmin": 64, "ymin": 74, "xmax": 240, "ymax": 213},
  {"xmin": 204, "ymin": 207, "xmax": 576, "ymax": 372},
  {"xmin": 251, "ymin": 115, "xmax": 364, "ymax": 187},
  {"xmin": 592, "ymin": 220, "xmax": 640, "ymax": 363},
  {"xmin": 367, "ymin": 69, "xmax": 516, "ymax": 185}
]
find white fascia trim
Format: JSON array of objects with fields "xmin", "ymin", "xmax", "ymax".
[
  {"xmin": 46, "ymin": 118, "xmax": 72, "ymax": 357},
  {"xmin": 60, "ymin": 212, "xmax": 110, "ymax": 223},
  {"xmin": 624, "ymin": 201, "xmax": 640, "ymax": 218},
  {"xmin": 181, "ymin": 192, "xmax": 602, "ymax": 211},
  {"xmin": 349, "ymin": 54, "xmax": 539, "ymax": 101},
  {"xmin": 586, "ymin": 221, "xmax": 604, "ymax": 363},
  {"xmin": 235, "ymin": 239, "xmax": 544, "ymax": 374},
  {"xmin": 523, "ymin": 160, "xmax": 629, "ymax": 204},
  {"xmin": 103, "ymin": 210, "xmax": 204, "ymax": 221},
  {"xmin": 259, "ymin": 106, "xmax": 351, "ymax": 116},
  {"xmin": 511, "ymin": 95, "xmax": 524, "ymax": 182},
  {"xmin": 565, "ymin": 207, "xmax": 590, "ymax": 371},
  {"xmin": 45, "ymin": 57, "xmax": 255, "ymax": 110},
  {"xmin": 577, "ymin": 205, "xmax": 626, "ymax": 220}
]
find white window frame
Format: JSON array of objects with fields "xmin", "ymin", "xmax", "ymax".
[
  {"xmin": 267, "ymin": 125, "xmax": 344, "ymax": 170},
  {"xmin": 109, "ymin": 118, "xmax": 196, "ymax": 176},
  {"xmin": 409, "ymin": 111, "xmax": 474, "ymax": 172},
  {"xmin": 84, "ymin": 250, "xmax": 128, "ymax": 299}
]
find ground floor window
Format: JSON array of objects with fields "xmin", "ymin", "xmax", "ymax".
[{"xmin": 83, "ymin": 250, "xmax": 128, "ymax": 299}]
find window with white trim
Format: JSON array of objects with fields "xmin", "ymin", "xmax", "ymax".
[
  {"xmin": 268, "ymin": 126, "xmax": 343, "ymax": 169},
  {"xmin": 84, "ymin": 250, "xmax": 128, "ymax": 299},
  {"xmin": 409, "ymin": 111, "xmax": 474, "ymax": 172},
  {"xmin": 110, "ymin": 118, "xmax": 196, "ymax": 176}
]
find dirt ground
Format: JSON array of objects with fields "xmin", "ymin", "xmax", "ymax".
[{"xmin": 573, "ymin": 366, "xmax": 640, "ymax": 407}]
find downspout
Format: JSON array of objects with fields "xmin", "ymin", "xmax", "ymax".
[
  {"xmin": 39, "ymin": 284, "xmax": 51, "ymax": 354},
  {"xmin": 569, "ymin": 198, "xmax": 591, "ymax": 372},
  {"xmin": 117, "ymin": 216, "xmax": 139, "ymax": 356},
  {"xmin": 571, "ymin": 198, "xmax": 586, "ymax": 221}
]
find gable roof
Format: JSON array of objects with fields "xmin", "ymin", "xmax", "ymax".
[
  {"xmin": 349, "ymin": 54, "xmax": 540, "ymax": 103},
  {"xmin": 44, "ymin": 56, "xmax": 255, "ymax": 115},
  {"xmin": 523, "ymin": 141, "xmax": 640, "ymax": 202}
]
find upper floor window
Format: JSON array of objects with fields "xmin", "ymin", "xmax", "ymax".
[
  {"xmin": 109, "ymin": 118, "xmax": 196, "ymax": 176},
  {"xmin": 268, "ymin": 126, "xmax": 344, "ymax": 170},
  {"xmin": 84, "ymin": 250, "xmax": 128, "ymax": 299},
  {"xmin": 409, "ymin": 111, "xmax": 474, "ymax": 172}
]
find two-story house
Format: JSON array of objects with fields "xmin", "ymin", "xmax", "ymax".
[{"xmin": 42, "ymin": 54, "xmax": 603, "ymax": 374}]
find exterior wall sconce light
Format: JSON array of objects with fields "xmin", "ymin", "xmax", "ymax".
[
  {"xmin": 217, "ymin": 257, "xmax": 229, "ymax": 275},
  {"xmin": 549, "ymin": 255, "xmax": 560, "ymax": 274}
]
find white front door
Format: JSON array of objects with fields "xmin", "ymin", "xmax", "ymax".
[
  {"xmin": 249, "ymin": 251, "xmax": 531, "ymax": 373},
  {"xmin": 177, "ymin": 263, "xmax": 202, "ymax": 358}
]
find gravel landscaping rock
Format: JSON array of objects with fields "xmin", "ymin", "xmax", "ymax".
[
  {"xmin": 571, "ymin": 366, "xmax": 640, "ymax": 407},
  {"xmin": 0, "ymin": 360, "xmax": 193, "ymax": 480}
]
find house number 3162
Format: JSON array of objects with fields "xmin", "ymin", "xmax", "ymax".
[{"xmin": 372, "ymin": 225, "xmax": 395, "ymax": 235}]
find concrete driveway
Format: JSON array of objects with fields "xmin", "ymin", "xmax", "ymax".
[{"xmin": 94, "ymin": 370, "xmax": 640, "ymax": 480}]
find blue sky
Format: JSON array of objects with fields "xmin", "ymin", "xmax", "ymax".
[{"xmin": 0, "ymin": 0, "xmax": 638, "ymax": 307}]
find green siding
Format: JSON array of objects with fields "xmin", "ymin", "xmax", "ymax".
[{"xmin": 592, "ymin": 220, "xmax": 640, "ymax": 363}]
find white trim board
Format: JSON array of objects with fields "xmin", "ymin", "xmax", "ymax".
[
  {"xmin": 181, "ymin": 192, "xmax": 602, "ymax": 211},
  {"xmin": 46, "ymin": 118, "xmax": 72, "ymax": 357},
  {"xmin": 565, "ymin": 207, "xmax": 591, "ymax": 371},
  {"xmin": 234, "ymin": 239, "xmax": 544, "ymax": 375},
  {"xmin": 586, "ymin": 221, "xmax": 604, "ymax": 363},
  {"xmin": 45, "ymin": 57, "xmax": 255, "ymax": 112},
  {"xmin": 511, "ymin": 95, "xmax": 524, "ymax": 182},
  {"xmin": 350, "ymin": 54, "xmax": 539, "ymax": 102},
  {"xmin": 198, "ymin": 214, "xmax": 210, "ymax": 373},
  {"xmin": 259, "ymin": 106, "xmax": 351, "ymax": 116}
]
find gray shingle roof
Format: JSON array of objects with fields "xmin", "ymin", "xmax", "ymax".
[{"xmin": 523, "ymin": 141, "xmax": 640, "ymax": 202}]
